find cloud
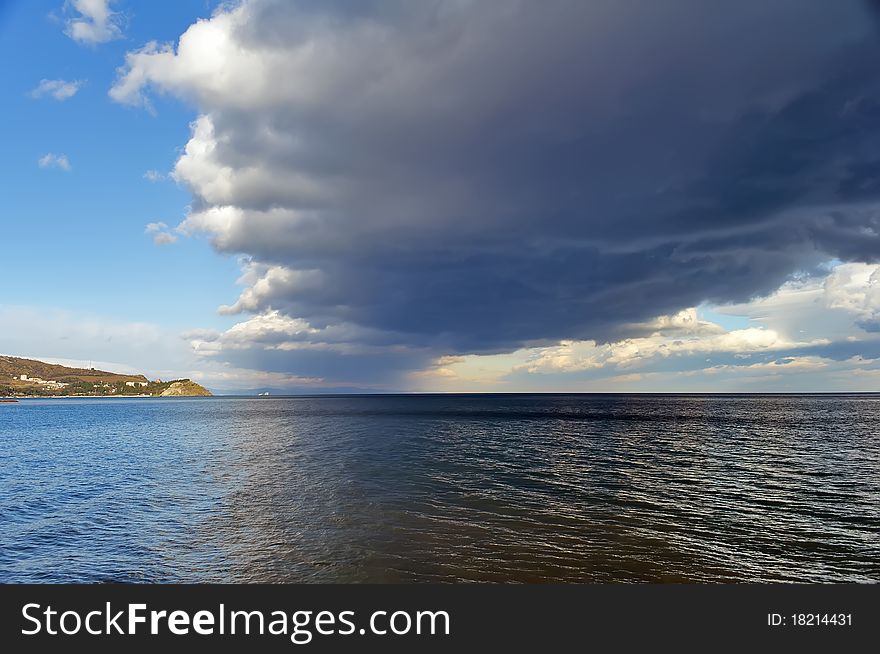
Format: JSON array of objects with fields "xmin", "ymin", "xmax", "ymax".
[
  {"xmin": 30, "ymin": 78, "xmax": 83, "ymax": 101},
  {"xmin": 620, "ymin": 308, "xmax": 725, "ymax": 338},
  {"xmin": 145, "ymin": 221, "xmax": 178, "ymax": 245},
  {"xmin": 143, "ymin": 169, "xmax": 165, "ymax": 182},
  {"xmin": 407, "ymin": 267, "xmax": 880, "ymax": 391},
  {"xmin": 152, "ymin": 232, "xmax": 178, "ymax": 245},
  {"xmin": 111, "ymin": 0, "xmax": 880, "ymax": 385},
  {"xmin": 714, "ymin": 262, "xmax": 880, "ymax": 341},
  {"xmin": 823, "ymin": 263, "xmax": 880, "ymax": 331},
  {"xmin": 184, "ymin": 309, "xmax": 436, "ymax": 388},
  {"xmin": 37, "ymin": 153, "xmax": 71, "ymax": 171},
  {"xmin": 217, "ymin": 262, "xmax": 325, "ymax": 315},
  {"xmin": 516, "ymin": 322, "xmax": 818, "ymax": 375},
  {"xmin": 64, "ymin": 0, "xmax": 123, "ymax": 45}
]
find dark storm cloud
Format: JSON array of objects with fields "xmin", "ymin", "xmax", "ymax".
[
  {"xmin": 212, "ymin": 346, "xmax": 431, "ymax": 387},
  {"xmin": 115, "ymin": 0, "xmax": 880, "ymax": 378}
]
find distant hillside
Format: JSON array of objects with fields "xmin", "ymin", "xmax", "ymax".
[
  {"xmin": 0, "ymin": 355, "xmax": 147, "ymax": 384},
  {"xmin": 0, "ymin": 355, "xmax": 211, "ymax": 397},
  {"xmin": 158, "ymin": 380, "xmax": 212, "ymax": 397}
]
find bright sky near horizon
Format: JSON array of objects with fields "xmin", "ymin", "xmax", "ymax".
[{"xmin": 3, "ymin": 0, "xmax": 880, "ymax": 393}]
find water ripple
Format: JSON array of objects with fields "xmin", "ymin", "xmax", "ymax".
[{"xmin": 0, "ymin": 394, "xmax": 878, "ymax": 583}]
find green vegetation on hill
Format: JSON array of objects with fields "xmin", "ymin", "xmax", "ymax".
[
  {"xmin": 0, "ymin": 355, "xmax": 211, "ymax": 397},
  {"xmin": 0, "ymin": 355, "xmax": 148, "ymax": 385}
]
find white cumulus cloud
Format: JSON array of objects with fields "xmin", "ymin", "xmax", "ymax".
[
  {"xmin": 30, "ymin": 78, "xmax": 83, "ymax": 101},
  {"xmin": 37, "ymin": 153, "xmax": 71, "ymax": 171},
  {"xmin": 518, "ymin": 324, "xmax": 805, "ymax": 375},
  {"xmin": 145, "ymin": 222, "xmax": 178, "ymax": 245},
  {"xmin": 64, "ymin": 0, "xmax": 123, "ymax": 45},
  {"xmin": 823, "ymin": 263, "xmax": 880, "ymax": 331}
]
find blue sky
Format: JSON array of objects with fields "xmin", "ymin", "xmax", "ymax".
[
  {"xmin": 0, "ymin": 0, "xmax": 237, "ymax": 328},
  {"xmin": 3, "ymin": 0, "xmax": 880, "ymax": 393}
]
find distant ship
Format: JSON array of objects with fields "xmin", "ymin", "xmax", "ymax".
[{"xmin": 258, "ymin": 392, "xmax": 270, "ymax": 396}]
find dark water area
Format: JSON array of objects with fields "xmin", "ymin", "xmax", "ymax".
[{"xmin": 1, "ymin": 394, "xmax": 878, "ymax": 583}]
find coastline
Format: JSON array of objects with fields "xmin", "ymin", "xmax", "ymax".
[{"xmin": 8, "ymin": 394, "xmax": 213, "ymax": 399}]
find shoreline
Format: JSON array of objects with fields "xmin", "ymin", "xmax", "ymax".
[{"xmin": 7, "ymin": 394, "xmax": 210, "ymax": 399}]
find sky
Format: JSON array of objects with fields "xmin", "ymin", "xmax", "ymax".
[{"xmin": 3, "ymin": 0, "xmax": 880, "ymax": 393}]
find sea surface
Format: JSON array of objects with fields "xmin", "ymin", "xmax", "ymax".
[{"xmin": 1, "ymin": 394, "xmax": 878, "ymax": 583}]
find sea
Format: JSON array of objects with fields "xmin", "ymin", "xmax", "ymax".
[{"xmin": 0, "ymin": 394, "xmax": 877, "ymax": 583}]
